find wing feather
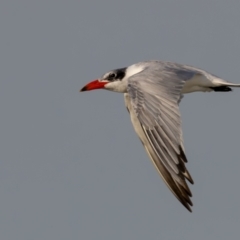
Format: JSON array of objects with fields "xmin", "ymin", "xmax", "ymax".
[{"xmin": 125, "ymin": 63, "xmax": 195, "ymax": 211}]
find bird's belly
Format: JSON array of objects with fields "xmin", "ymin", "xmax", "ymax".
[
  {"xmin": 181, "ymin": 74, "xmax": 213, "ymax": 93},
  {"xmin": 181, "ymin": 85, "xmax": 212, "ymax": 93}
]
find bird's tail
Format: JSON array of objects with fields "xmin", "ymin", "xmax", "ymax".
[
  {"xmin": 225, "ymin": 82, "xmax": 240, "ymax": 87},
  {"xmin": 211, "ymin": 79, "xmax": 240, "ymax": 92}
]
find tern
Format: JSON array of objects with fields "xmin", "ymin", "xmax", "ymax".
[{"xmin": 80, "ymin": 60, "xmax": 240, "ymax": 212}]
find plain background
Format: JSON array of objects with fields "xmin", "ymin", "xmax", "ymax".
[{"xmin": 1, "ymin": 1, "xmax": 240, "ymax": 239}]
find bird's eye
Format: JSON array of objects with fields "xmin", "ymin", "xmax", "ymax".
[{"xmin": 108, "ymin": 73, "xmax": 116, "ymax": 80}]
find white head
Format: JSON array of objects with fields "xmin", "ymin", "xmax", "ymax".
[{"xmin": 80, "ymin": 63, "xmax": 144, "ymax": 93}]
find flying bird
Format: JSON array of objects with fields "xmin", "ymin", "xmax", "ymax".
[{"xmin": 80, "ymin": 60, "xmax": 240, "ymax": 212}]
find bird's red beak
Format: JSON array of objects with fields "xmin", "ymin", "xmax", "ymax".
[{"xmin": 80, "ymin": 80, "xmax": 108, "ymax": 92}]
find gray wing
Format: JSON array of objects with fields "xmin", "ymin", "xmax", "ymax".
[{"xmin": 126, "ymin": 64, "xmax": 195, "ymax": 211}]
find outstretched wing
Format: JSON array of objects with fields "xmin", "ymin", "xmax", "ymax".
[{"xmin": 125, "ymin": 63, "xmax": 195, "ymax": 211}]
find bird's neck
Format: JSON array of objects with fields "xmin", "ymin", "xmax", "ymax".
[{"xmin": 104, "ymin": 80, "xmax": 128, "ymax": 93}]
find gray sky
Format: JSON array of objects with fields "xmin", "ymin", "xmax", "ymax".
[{"xmin": 1, "ymin": 0, "xmax": 240, "ymax": 239}]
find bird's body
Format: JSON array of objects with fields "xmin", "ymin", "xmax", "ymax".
[{"xmin": 80, "ymin": 60, "xmax": 240, "ymax": 212}]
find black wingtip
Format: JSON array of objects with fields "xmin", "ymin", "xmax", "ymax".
[{"xmin": 210, "ymin": 86, "xmax": 232, "ymax": 92}]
